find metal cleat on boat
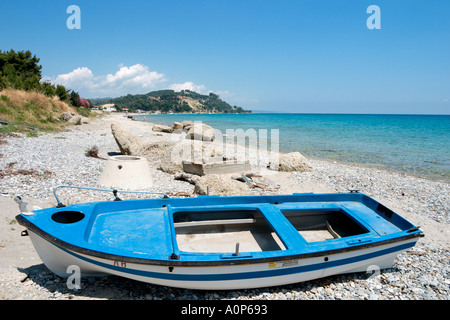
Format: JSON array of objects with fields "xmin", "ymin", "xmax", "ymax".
[{"xmin": 14, "ymin": 196, "xmax": 35, "ymax": 216}]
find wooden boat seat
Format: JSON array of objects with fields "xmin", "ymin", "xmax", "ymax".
[{"xmin": 174, "ymin": 218, "xmax": 256, "ymax": 228}]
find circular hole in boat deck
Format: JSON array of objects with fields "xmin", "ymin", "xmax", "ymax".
[{"xmin": 51, "ymin": 211, "xmax": 85, "ymax": 224}]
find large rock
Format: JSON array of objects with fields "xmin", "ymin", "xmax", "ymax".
[
  {"xmin": 193, "ymin": 174, "xmax": 252, "ymax": 196},
  {"xmin": 60, "ymin": 112, "xmax": 73, "ymax": 121},
  {"xmin": 67, "ymin": 115, "xmax": 89, "ymax": 125},
  {"xmin": 182, "ymin": 120, "xmax": 194, "ymax": 131},
  {"xmin": 111, "ymin": 123, "xmax": 144, "ymax": 155},
  {"xmin": 111, "ymin": 123, "xmax": 180, "ymax": 172},
  {"xmin": 68, "ymin": 115, "xmax": 82, "ymax": 125},
  {"xmin": 157, "ymin": 159, "xmax": 182, "ymax": 174},
  {"xmin": 270, "ymin": 152, "xmax": 312, "ymax": 172},
  {"xmin": 172, "ymin": 122, "xmax": 183, "ymax": 131},
  {"xmin": 185, "ymin": 123, "xmax": 216, "ymax": 141},
  {"xmin": 174, "ymin": 172, "xmax": 200, "ymax": 185},
  {"xmin": 152, "ymin": 124, "xmax": 174, "ymax": 133}
]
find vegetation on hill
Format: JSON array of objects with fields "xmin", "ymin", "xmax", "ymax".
[
  {"xmin": 93, "ymin": 90, "xmax": 251, "ymax": 114},
  {"xmin": 0, "ymin": 88, "xmax": 76, "ymax": 133},
  {"xmin": 0, "ymin": 49, "xmax": 92, "ymax": 132}
]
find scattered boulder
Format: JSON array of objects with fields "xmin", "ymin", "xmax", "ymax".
[
  {"xmin": 152, "ymin": 124, "xmax": 174, "ymax": 133},
  {"xmin": 68, "ymin": 115, "xmax": 83, "ymax": 125},
  {"xmin": 174, "ymin": 172, "xmax": 200, "ymax": 185},
  {"xmin": 172, "ymin": 122, "xmax": 183, "ymax": 131},
  {"xmin": 157, "ymin": 160, "xmax": 182, "ymax": 175},
  {"xmin": 232, "ymin": 173, "xmax": 280, "ymax": 191},
  {"xmin": 182, "ymin": 120, "xmax": 194, "ymax": 131},
  {"xmin": 270, "ymin": 151, "xmax": 312, "ymax": 172},
  {"xmin": 136, "ymin": 139, "xmax": 178, "ymax": 173},
  {"xmin": 193, "ymin": 174, "xmax": 252, "ymax": 196},
  {"xmin": 66, "ymin": 115, "xmax": 89, "ymax": 125},
  {"xmin": 60, "ymin": 112, "xmax": 73, "ymax": 121},
  {"xmin": 185, "ymin": 123, "xmax": 216, "ymax": 141},
  {"xmin": 111, "ymin": 123, "xmax": 145, "ymax": 155},
  {"xmin": 175, "ymin": 172, "xmax": 253, "ymax": 196},
  {"xmin": 112, "ymin": 123, "xmax": 311, "ymax": 178},
  {"xmin": 110, "ymin": 122, "xmax": 312, "ymax": 195}
]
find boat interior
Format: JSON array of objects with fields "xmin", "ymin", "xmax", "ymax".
[{"xmin": 173, "ymin": 208, "xmax": 369, "ymax": 254}]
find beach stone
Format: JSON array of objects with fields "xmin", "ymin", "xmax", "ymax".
[
  {"xmin": 152, "ymin": 124, "xmax": 173, "ymax": 133},
  {"xmin": 193, "ymin": 174, "xmax": 251, "ymax": 196},
  {"xmin": 141, "ymin": 140, "xmax": 177, "ymax": 162},
  {"xmin": 157, "ymin": 160, "xmax": 182, "ymax": 174},
  {"xmin": 271, "ymin": 152, "xmax": 312, "ymax": 172},
  {"xmin": 172, "ymin": 122, "xmax": 183, "ymax": 131},
  {"xmin": 174, "ymin": 172, "xmax": 200, "ymax": 185},
  {"xmin": 68, "ymin": 115, "xmax": 83, "ymax": 125},
  {"xmin": 60, "ymin": 112, "xmax": 73, "ymax": 121},
  {"xmin": 182, "ymin": 120, "xmax": 194, "ymax": 131},
  {"xmin": 185, "ymin": 123, "xmax": 216, "ymax": 141}
]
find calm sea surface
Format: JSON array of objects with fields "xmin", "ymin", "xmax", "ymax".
[{"xmin": 135, "ymin": 113, "xmax": 450, "ymax": 182}]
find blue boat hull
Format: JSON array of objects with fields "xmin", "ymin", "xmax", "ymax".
[{"xmin": 17, "ymin": 192, "xmax": 423, "ymax": 290}]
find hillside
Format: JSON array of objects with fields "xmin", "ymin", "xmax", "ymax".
[
  {"xmin": 93, "ymin": 90, "xmax": 251, "ymax": 114},
  {"xmin": 0, "ymin": 88, "xmax": 78, "ymax": 132},
  {"xmin": 0, "ymin": 49, "xmax": 93, "ymax": 133}
]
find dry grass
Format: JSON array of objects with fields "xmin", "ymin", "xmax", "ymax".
[{"xmin": 0, "ymin": 88, "xmax": 78, "ymax": 132}]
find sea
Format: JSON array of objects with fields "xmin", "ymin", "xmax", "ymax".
[{"xmin": 134, "ymin": 113, "xmax": 450, "ymax": 182}]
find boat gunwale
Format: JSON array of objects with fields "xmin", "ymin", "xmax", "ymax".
[{"xmin": 16, "ymin": 214, "xmax": 423, "ymax": 267}]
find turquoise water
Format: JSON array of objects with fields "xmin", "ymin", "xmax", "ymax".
[{"xmin": 135, "ymin": 113, "xmax": 450, "ymax": 182}]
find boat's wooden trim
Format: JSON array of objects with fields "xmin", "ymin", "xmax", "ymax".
[{"xmin": 16, "ymin": 214, "xmax": 424, "ymax": 267}]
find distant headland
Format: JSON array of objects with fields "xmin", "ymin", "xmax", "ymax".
[{"xmin": 91, "ymin": 90, "xmax": 252, "ymax": 114}]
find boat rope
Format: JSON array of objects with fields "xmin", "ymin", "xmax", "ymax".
[{"xmin": 52, "ymin": 185, "xmax": 169, "ymax": 208}]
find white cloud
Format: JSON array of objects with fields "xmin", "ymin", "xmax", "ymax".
[
  {"xmin": 101, "ymin": 64, "xmax": 165, "ymax": 91},
  {"xmin": 50, "ymin": 64, "xmax": 257, "ymax": 107},
  {"xmin": 54, "ymin": 67, "xmax": 94, "ymax": 88},
  {"xmin": 52, "ymin": 64, "xmax": 167, "ymax": 97},
  {"xmin": 169, "ymin": 81, "xmax": 207, "ymax": 94}
]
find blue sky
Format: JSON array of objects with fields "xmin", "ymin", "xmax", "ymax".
[{"xmin": 1, "ymin": 0, "xmax": 449, "ymax": 114}]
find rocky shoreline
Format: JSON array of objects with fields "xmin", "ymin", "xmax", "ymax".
[{"xmin": 0, "ymin": 113, "xmax": 448, "ymax": 300}]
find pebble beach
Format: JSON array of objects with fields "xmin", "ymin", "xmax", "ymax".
[{"xmin": 0, "ymin": 113, "xmax": 448, "ymax": 300}]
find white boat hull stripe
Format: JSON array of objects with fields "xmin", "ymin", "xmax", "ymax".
[{"xmin": 57, "ymin": 241, "xmax": 414, "ymax": 281}]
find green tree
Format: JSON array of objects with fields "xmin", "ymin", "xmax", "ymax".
[
  {"xmin": 39, "ymin": 81, "xmax": 56, "ymax": 97},
  {"xmin": 55, "ymin": 85, "xmax": 69, "ymax": 101},
  {"xmin": 0, "ymin": 49, "xmax": 42, "ymax": 90},
  {"xmin": 70, "ymin": 90, "xmax": 81, "ymax": 107}
]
